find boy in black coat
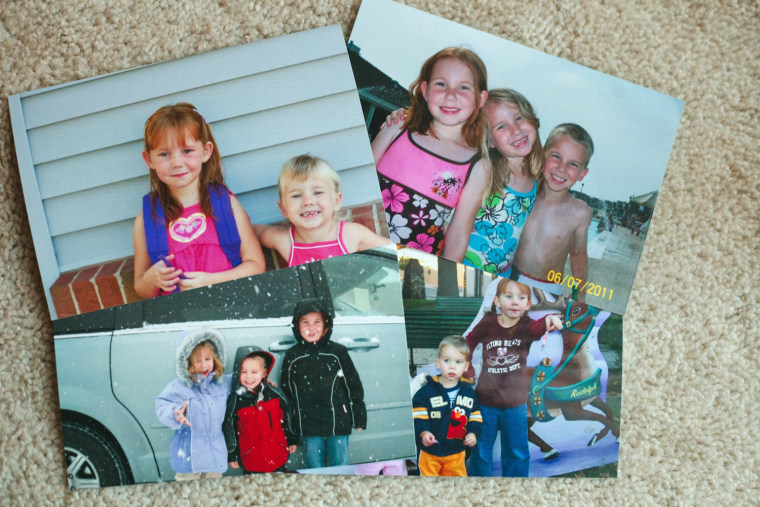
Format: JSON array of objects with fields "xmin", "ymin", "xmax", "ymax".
[{"xmin": 281, "ymin": 298, "xmax": 366, "ymax": 468}]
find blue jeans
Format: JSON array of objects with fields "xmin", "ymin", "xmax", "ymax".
[
  {"xmin": 468, "ymin": 404, "xmax": 529, "ymax": 477},
  {"xmin": 304, "ymin": 435, "xmax": 349, "ymax": 468}
]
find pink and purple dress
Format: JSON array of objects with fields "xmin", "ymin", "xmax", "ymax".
[
  {"xmin": 166, "ymin": 202, "xmax": 234, "ymax": 279},
  {"xmin": 142, "ymin": 184, "xmax": 241, "ymax": 296}
]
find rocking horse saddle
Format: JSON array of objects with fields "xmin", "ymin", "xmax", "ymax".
[{"xmin": 529, "ymin": 359, "xmax": 602, "ymax": 422}]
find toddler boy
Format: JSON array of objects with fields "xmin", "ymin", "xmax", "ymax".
[
  {"xmin": 223, "ymin": 346, "xmax": 299, "ymax": 473},
  {"xmin": 412, "ymin": 335, "xmax": 482, "ymax": 476}
]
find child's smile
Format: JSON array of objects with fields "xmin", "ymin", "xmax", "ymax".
[
  {"xmin": 543, "ymin": 134, "xmax": 589, "ymax": 192},
  {"xmin": 279, "ymin": 177, "xmax": 341, "ymax": 232},
  {"xmin": 191, "ymin": 347, "xmax": 215, "ymax": 377},
  {"xmin": 486, "ymin": 102, "xmax": 537, "ymax": 161},
  {"xmin": 240, "ymin": 356, "xmax": 266, "ymax": 391},
  {"xmin": 143, "ymin": 131, "xmax": 212, "ymax": 194},
  {"xmin": 421, "ymin": 57, "xmax": 484, "ymax": 129},
  {"xmin": 298, "ymin": 311, "xmax": 325, "ymax": 343}
]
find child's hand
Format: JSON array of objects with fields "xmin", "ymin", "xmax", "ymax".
[
  {"xmin": 381, "ymin": 108, "xmax": 408, "ymax": 129},
  {"xmin": 288, "ymin": 445, "xmax": 297, "ymax": 454},
  {"xmin": 545, "ymin": 314, "xmax": 563, "ymax": 333},
  {"xmin": 420, "ymin": 431, "xmax": 437, "ymax": 447},
  {"xmin": 266, "ymin": 377, "xmax": 278, "ymax": 387},
  {"xmin": 463, "ymin": 433, "xmax": 477, "ymax": 447},
  {"xmin": 178, "ymin": 271, "xmax": 211, "ymax": 291},
  {"xmin": 145, "ymin": 255, "xmax": 183, "ymax": 293},
  {"xmin": 174, "ymin": 401, "xmax": 191, "ymax": 427},
  {"xmin": 229, "ymin": 461, "xmax": 239, "ymax": 469}
]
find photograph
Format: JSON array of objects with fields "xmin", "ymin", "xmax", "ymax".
[
  {"xmin": 54, "ymin": 246, "xmax": 416, "ymax": 488},
  {"xmin": 398, "ymin": 248, "xmax": 621, "ymax": 477},
  {"xmin": 10, "ymin": 24, "xmax": 389, "ymax": 321},
  {"xmin": 349, "ymin": 0, "xmax": 683, "ymax": 315}
]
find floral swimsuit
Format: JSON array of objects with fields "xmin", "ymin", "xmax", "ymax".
[
  {"xmin": 376, "ymin": 130, "xmax": 479, "ymax": 255},
  {"xmin": 463, "ymin": 180, "xmax": 536, "ymax": 275}
]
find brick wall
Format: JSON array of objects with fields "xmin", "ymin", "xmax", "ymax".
[{"xmin": 51, "ymin": 202, "xmax": 388, "ymax": 318}]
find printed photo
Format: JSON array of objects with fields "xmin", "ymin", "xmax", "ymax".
[
  {"xmin": 350, "ymin": 0, "xmax": 683, "ymax": 315},
  {"xmin": 398, "ymin": 248, "xmax": 621, "ymax": 477},
  {"xmin": 54, "ymin": 247, "xmax": 416, "ymax": 488},
  {"xmin": 10, "ymin": 24, "xmax": 388, "ymax": 321}
]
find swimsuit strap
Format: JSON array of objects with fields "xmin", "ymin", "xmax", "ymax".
[
  {"xmin": 336, "ymin": 220, "xmax": 349, "ymax": 254},
  {"xmin": 287, "ymin": 225, "xmax": 296, "ymax": 267}
]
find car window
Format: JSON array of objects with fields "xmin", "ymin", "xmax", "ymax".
[{"xmin": 321, "ymin": 248, "xmax": 403, "ymax": 317}]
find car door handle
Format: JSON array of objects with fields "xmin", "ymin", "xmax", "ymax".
[
  {"xmin": 270, "ymin": 337, "xmax": 380, "ymax": 352},
  {"xmin": 336, "ymin": 337, "xmax": 380, "ymax": 351},
  {"xmin": 269, "ymin": 338, "xmax": 297, "ymax": 352}
]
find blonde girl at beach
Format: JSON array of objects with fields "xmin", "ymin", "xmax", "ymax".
[{"xmin": 442, "ymin": 89, "xmax": 543, "ymax": 275}]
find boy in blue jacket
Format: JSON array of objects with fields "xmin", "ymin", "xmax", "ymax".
[{"xmin": 412, "ymin": 335, "xmax": 482, "ymax": 476}]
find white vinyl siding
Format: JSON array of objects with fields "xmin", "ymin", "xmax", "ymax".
[{"xmin": 9, "ymin": 25, "xmax": 379, "ymax": 319}]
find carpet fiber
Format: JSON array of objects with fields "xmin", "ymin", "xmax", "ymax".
[{"xmin": 1, "ymin": 0, "xmax": 758, "ymax": 504}]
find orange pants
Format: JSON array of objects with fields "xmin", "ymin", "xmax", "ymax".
[{"xmin": 418, "ymin": 449, "xmax": 467, "ymax": 477}]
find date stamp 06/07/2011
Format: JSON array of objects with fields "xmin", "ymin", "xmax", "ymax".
[{"xmin": 547, "ymin": 270, "xmax": 614, "ymax": 301}]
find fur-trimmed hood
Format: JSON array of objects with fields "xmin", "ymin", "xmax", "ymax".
[
  {"xmin": 291, "ymin": 298, "xmax": 334, "ymax": 347},
  {"xmin": 175, "ymin": 327, "xmax": 227, "ymax": 387}
]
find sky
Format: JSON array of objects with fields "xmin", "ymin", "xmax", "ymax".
[{"xmin": 350, "ymin": 0, "xmax": 684, "ymax": 203}]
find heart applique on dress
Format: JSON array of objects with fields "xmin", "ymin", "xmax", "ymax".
[{"xmin": 169, "ymin": 213, "xmax": 207, "ymax": 243}]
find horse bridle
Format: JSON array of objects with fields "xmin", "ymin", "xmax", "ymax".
[{"xmin": 531, "ymin": 301, "xmax": 599, "ymax": 395}]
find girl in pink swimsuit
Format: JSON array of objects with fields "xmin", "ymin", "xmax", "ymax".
[
  {"xmin": 254, "ymin": 155, "xmax": 389, "ymax": 267},
  {"xmin": 371, "ymin": 47, "xmax": 489, "ymax": 256}
]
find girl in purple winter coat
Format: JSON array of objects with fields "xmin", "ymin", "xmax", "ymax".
[{"xmin": 155, "ymin": 327, "xmax": 232, "ymax": 481}]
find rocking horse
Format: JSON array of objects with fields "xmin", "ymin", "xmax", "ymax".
[{"xmin": 527, "ymin": 291, "xmax": 620, "ymax": 451}]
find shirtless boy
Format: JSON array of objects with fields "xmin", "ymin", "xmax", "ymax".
[{"xmin": 511, "ymin": 124, "xmax": 593, "ymax": 299}]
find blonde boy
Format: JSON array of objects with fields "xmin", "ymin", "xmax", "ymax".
[{"xmin": 511, "ymin": 124, "xmax": 594, "ymax": 299}]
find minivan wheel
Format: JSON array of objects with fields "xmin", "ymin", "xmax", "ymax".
[{"xmin": 62, "ymin": 420, "xmax": 132, "ymax": 489}]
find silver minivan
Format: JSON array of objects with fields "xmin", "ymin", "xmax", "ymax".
[{"xmin": 54, "ymin": 246, "xmax": 415, "ymax": 488}]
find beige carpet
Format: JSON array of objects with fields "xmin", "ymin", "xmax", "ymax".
[{"xmin": 1, "ymin": 0, "xmax": 758, "ymax": 504}]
